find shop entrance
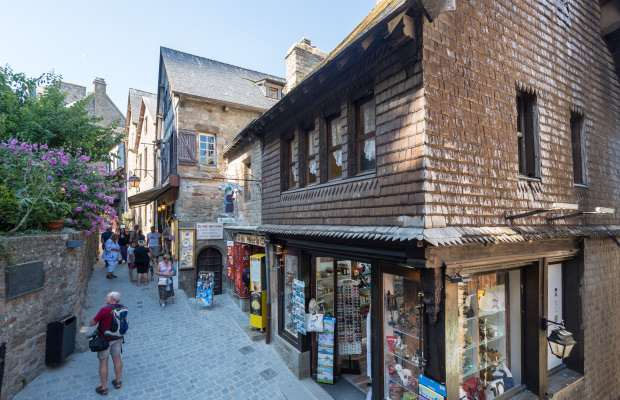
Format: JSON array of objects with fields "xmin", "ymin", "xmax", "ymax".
[
  {"xmin": 313, "ymin": 257, "xmax": 372, "ymax": 393},
  {"xmin": 197, "ymin": 248, "xmax": 223, "ymax": 295}
]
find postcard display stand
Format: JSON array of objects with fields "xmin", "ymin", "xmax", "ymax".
[
  {"xmin": 337, "ymin": 279, "xmax": 362, "ymax": 373},
  {"xmin": 317, "ymin": 317, "xmax": 336, "ymax": 384}
]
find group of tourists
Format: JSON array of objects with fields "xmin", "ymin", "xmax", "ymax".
[
  {"xmin": 100, "ymin": 224, "xmax": 175, "ymax": 309},
  {"xmin": 92, "ymin": 225, "xmax": 176, "ymax": 394}
]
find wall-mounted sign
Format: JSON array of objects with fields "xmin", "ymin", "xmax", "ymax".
[
  {"xmin": 5, "ymin": 261, "xmax": 44, "ymax": 299},
  {"xmin": 218, "ymin": 217, "xmax": 243, "ymax": 223},
  {"xmin": 179, "ymin": 230, "xmax": 195, "ymax": 270},
  {"xmin": 234, "ymin": 234, "xmax": 265, "ymax": 247},
  {"xmin": 418, "ymin": 374, "xmax": 446, "ymax": 400},
  {"xmin": 226, "ymin": 241, "xmax": 234, "ymax": 280},
  {"xmin": 196, "ymin": 223, "xmax": 223, "ymax": 240}
]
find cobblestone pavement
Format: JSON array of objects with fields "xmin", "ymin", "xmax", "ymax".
[{"xmin": 15, "ymin": 261, "xmax": 330, "ymax": 400}]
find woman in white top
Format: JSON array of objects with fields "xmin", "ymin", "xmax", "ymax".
[
  {"xmin": 102, "ymin": 234, "xmax": 120, "ymax": 279},
  {"xmin": 155, "ymin": 253, "xmax": 174, "ymax": 309}
]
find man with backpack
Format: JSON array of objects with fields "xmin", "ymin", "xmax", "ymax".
[{"xmin": 90, "ymin": 291, "xmax": 127, "ymax": 395}]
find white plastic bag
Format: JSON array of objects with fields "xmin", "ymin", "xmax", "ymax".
[{"xmin": 305, "ymin": 313, "xmax": 324, "ymax": 332}]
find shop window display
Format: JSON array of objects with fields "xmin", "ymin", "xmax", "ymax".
[
  {"xmin": 383, "ymin": 273, "xmax": 424, "ymax": 400},
  {"xmin": 458, "ymin": 272, "xmax": 521, "ymax": 400},
  {"xmin": 283, "ymin": 252, "xmax": 299, "ymax": 335}
]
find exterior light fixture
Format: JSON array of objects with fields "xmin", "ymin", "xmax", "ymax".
[
  {"xmin": 505, "ymin": 203, "xmax": 579, "ymax": 223},
  {"xmin": 161, "ymin": 203, "xmax": 166, "ymax": 211},
  {"xmin": 157, "ymin": 206, "xmax": 162, "ymax": 212},
  {"xmin": 128, "ymin": 175, "xmax": 141, "ymax": 188},
  {"xmin": 542, "ymin": 317, "xmax": 577, "ymax": 359},
  {"xmin": 547, "ymin": 206, "xmax": 615, "ymax": 222}
]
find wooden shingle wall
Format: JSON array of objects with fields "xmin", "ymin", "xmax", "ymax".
[
  {"xmin": 581, "ymin": 237, "xmax": 620, "ymax": 399},
  {"xmin": 262, "ymin": 28, "xmax": 428, "ymax": 227},
  {"xmin": 421, "ymin": 0, "xmax": 620, "ymax": 228}
]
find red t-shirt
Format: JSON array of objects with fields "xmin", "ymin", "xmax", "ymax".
[{"xmin": 94, "ymin": 306, "xmax": 115, "ymax": 341}]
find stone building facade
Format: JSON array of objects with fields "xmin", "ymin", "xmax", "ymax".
[{"xmin": 238, "ymin": 1, "xmax": 619, "ymax": 399}]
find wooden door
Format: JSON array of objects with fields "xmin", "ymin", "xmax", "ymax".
[{"xmin": 197, "ymin": 248, "xmax": 223, "ymax": 295}]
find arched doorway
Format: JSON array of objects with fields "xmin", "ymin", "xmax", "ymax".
[{"xmin": 197, "ymin": 247, "xmax": 223, "ymax": 295}]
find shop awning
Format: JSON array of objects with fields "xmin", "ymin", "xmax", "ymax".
[
  {"xmin": 258, "ymin": 224, "xmax": 620, "ymax": 247},
  {"xmin": 127, "ymin": 182, "xmax": 175, "ymax": 208}
]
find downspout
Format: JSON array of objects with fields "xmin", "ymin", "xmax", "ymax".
[{"xmin": 260, "ymin": 134, "xmax": 272, "ymax": 344}]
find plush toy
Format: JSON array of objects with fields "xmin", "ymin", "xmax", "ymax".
[{"xmin": 308, "ymin": 298, "xmax": 318, "ymax": 315}]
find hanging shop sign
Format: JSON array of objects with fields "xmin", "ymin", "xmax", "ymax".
[
  {"xmin": 292, "ymin": 279, "xmax": 306, "ymax": 335},
  {"xmin": 418, "ymin": 374, "xmax": 446, "ymax": 400},
  {"xmin": 226, "ymin": 241, "xmax": 234, "ymax": 280},
  {"xmin": 196, "ymin": 223, "xmax": 223, "ymax": 240},
  {"xmin": 179, "ymin": 230, "xmax": 195, "ymax": 270},
  {"xmin": 234, "ymin": 234, "xmax": 266, "ymax": 247},
  {"xmin": 317, "ymin": 317, "xmax": 336, "ymax": 384}
]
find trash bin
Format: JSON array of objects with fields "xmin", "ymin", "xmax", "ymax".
[{"xmin": 45, "ymin": 315, "xmax": 76, "ymax": 366}]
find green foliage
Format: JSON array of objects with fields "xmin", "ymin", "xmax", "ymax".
[
  {"xmin": 0, "ymin": 185, "xmax": 20, "ymax": 230},
  {"xmin": 0, "ymin": 236, "xmax": 14, "ymax": 266},
  {"xmin": 121, "ymin": 210, "xmax": 134, "ymax": 228},
  {"xmin": 0, "ymin": 65, "xmax": 122, "ymax": 162}
]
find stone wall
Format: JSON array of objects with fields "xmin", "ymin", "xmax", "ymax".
[{"xmin": 0, "ymin": 232, "xmax": 98, "ymax": 400}]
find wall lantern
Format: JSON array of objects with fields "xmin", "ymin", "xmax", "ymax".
[
  {"xmin": 128, "ymin": 175, "xmax": 141, "ymax": 188},
  {"xmin": 542, "ymin": 317, "xmax": 577, "ymax": 359},
  {"xmin": 157, "ymin": 206, "xmax": 162, "ymax": 212},
  {"xmin": 161, "ymin": 203, "xmax": 166, "ymax": 211}
]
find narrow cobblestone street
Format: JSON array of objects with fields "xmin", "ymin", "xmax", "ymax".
[{"xmin": 14, "ymin": 261, "xmax": 332, "ymax": 400}]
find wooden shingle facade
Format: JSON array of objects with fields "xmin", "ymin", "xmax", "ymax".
[{"xmin": 239, "ymin": 1, "xmax": 620, "ymax": 399}]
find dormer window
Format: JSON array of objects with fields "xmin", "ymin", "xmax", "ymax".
[
  {"xmin": 255, "ymin": 78, "xmax": 284, "ymax": 100},
  {"xmin": 268, "ymin": 87, "xmax": 278, "ymax": 99}
]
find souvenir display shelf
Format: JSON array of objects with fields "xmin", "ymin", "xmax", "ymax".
[
  {"xmin": 337, "ymin": 278, "xmax": 362, "ymax": 355},
  {"xmin": 316, "ymin": 259, "xmax": 351, "ymax": 318},
  {"xmin": 458, "ymin": 281, "xmax": 511, "ymax": 398}
]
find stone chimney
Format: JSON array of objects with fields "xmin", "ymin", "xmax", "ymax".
[
  {"xmin": 93, "ymin": 77, "xmax": 106, "ymax": 96},
  {"xmin": 285, "ymin": 37, "xmax": 327, "ymax": 93}
]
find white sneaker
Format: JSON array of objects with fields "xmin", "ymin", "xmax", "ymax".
[{"xmin": 161, "ymin": 303, "xmax": 165, "ymax": 310}]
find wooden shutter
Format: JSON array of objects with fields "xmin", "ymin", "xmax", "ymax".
[{"xmin": 178, "ymin": 129, "xmax": 197, "ymax": 165}]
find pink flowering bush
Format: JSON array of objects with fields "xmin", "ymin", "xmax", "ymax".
[{"xmin": 0, "ymin": 140, "xmax": 124, "ymax": 233}]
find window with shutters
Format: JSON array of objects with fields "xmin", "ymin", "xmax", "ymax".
[
  {"xmin": 356, "ymin": 96, "xmax": 376, "ymax": 173},
  {"xmin": 178, "ymin": 129, "xmax": 197, "ymax": 165},
  {"xmin": 516, "ymin": 91, "xmax": 539, "ymax": 178},
  {"xmin": 199, "ymin": 133, "xmax": 217, "ymax": 166},
  {"xmin": 327, "ymin": 114, "xmax": 343, "ymax": 180},
  {"xmin": 570, "ymin": 112, "xmax": 585, "ymax": 185}
]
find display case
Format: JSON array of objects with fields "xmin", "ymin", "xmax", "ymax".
[
  {"xmin": 458, "ymin": 273, "xmax": 518, "ymax": 400},
  {"xmin": 283, "ymin": 252, "xmax": 299, "ymax": 335},
  {"xmin": 383, "ymin": 273, "xmax": 424, "ymax": 400},
  {"xmin": 316, "ymin": 257, "xmax": 352, "ymax": 318}
]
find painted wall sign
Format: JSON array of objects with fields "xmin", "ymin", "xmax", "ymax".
[
  {"xmin": 179, "ymin": 230, "xmax": 195, "ymax": 270},
  {"xmin": 234, "ymin": 234, "xmax": 265, "ymax": 247},
  {"xmin": 196, "ymin": 223, "xmax": 223, "ymax": 240}
]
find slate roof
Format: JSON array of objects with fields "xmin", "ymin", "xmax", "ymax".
[
  {"xmin": 128, "ymin": 89, "xmax": 156, "ymax": 124},
  {"xmin": 258, "ymin": 224, "xmax": 620, "ymax": 246},
  {"xmin": 142, "ymin": 96, "xmax": 157, "ymax": 117},
  {"xmin": 160, "ymin": 47, "xmax": 285, "ymax": 110}
]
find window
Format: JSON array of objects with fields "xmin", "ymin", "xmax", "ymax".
[
  {"xmin": 199, "ymin": 134, "xmax": 216, "ymax": 166},
  {"xmin": 306, "ymin": 128, "xmax": 318, "ymax": 185},
  {"xmin": 144, "ymin": 147, "xmax": 148, "ymax": 174},
  {"xmin": 327, "ymin": 115, "xmax": 343, "ymax": 180},
  {"xmin": 356, "ymin": 97, "xmax": 376, "ymax": 173},
  {"xmin": 268, "ymin": 87, "xmax": 278, "ymax": 99},
  {"xmin": 458, "ymin": 271, "xmax": 522, "ymax": 398},
  {"xmin": 516, "ymin": 91, "xmax": 539, "ymax": 177},
  {"xmin": 283, "ymin": 136, "xmax": 298, "ymax": 190},
  {"xmin": 570, "ymin": 112, "xmax": 585, "ymax": 184},
  {"xmin": 243, "ymin": 160, "xmax": 251, "ymax": 202},
  {"xmin": 283, "ymin": 251, "xmax": 299, "ymax": 336}
]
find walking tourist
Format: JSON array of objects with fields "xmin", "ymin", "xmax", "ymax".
[
  {"xmin": 128, "ymin": 224, "xmax": 139, "ymax": 245},
  {"xmin": 102, "ymin": 234, "xmax": 120, "ymax": 279},
  {"xmin": 100, "ymin": 226, "xmax": 113, "ymax": 251},
  {"xmin": 156, "ymin": 254, "xmax": 174, "ymax": 310},
  {"xmin": 133, "ymin": 240, "xmax": 152, "ymax": 286},
  {"xmin": 146, "ymin": 226, "xmax": 161, "ymax": 280},
  {"xmin": 127, "ymin": 242, "xmax": 137, "ymax": 282},
  {"xmin": 90, "ymin": 291, "xmax": 124, "ymax": 395},
  {"xmin": 118, "ymin": 226, "xmax": 128, "ymax": 263}
]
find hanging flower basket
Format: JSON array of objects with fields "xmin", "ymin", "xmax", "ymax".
[{"xmin": 43, "ymin": 219, "xmax": 65, "ymax": 233}]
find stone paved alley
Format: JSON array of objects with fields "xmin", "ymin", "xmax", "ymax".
[{"xmin": 14, "ymin": 261, "xmax": 336, "ymax": 400}]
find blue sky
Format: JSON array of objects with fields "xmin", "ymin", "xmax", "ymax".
[{"xmin": 0, "ymin": 1, "xmax": 374, "ymax": 112}]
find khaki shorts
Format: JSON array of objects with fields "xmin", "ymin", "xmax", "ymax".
[{"xmin": 97, "ymin": 338, "xmax": 122, "ymax": 359}]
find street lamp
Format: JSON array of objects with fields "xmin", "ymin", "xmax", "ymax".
[
  {"xmin": 128, "ymin": 175, "xmax": 141, "ymax": 188},
  {"xmin": 542, "ymin": 317, "xmax": 577, "ymax": 359}
]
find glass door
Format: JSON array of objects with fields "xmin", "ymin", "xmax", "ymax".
[{"xmin": 382, "ymin": 270, "xmax": 424, "ymax": 400}]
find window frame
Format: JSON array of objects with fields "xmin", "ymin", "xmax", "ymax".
[
  {"xmin": 327, "ymin": 114, "xmax": 343, "ymax": 181},
  {"xmin": 306, "ymin": 127, "xmax": 318, "ymax": 186},
  {"xmin": 356, "ymin": 96, "xmax": 376, "ymax": 174},
  {"xmin": 516, "ymin": 91, "xmax": 540, "ymax": 178},
  {"xmin": 281, "ymin": 135, "xmax": 298, "ymax": 191},
  {"xmin": 199, "ymin": 133, "xmax": 217, "ymax": 167},
  {"xmin": 243, "ymin": 159, "xmax": 251, "ymax": 202},
  {"xmin": 570, "ymin": 111, "xmax": 586, "ymax": 185}
]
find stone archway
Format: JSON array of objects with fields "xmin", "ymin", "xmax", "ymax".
[{"xmin": 197, "ymin": 247, "xmax": 223, "ymax": 295}]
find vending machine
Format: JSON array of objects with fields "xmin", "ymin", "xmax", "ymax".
[{"xmin": 249, "ymin": 254, "xmax": 267, "ymax": 331}]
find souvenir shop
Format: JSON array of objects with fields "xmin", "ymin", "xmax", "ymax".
[
  {"xmin": 269, "ymin": 235, "xmax": 444, "ymax": 400},
  {"xmin": 224, "ymin": 227, "xmax": 266, "ymax": 311}
]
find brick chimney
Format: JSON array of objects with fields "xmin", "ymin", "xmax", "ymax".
[{"xmin": 285, "ymin": 37, "xmax": 327, "ymax": 93}]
